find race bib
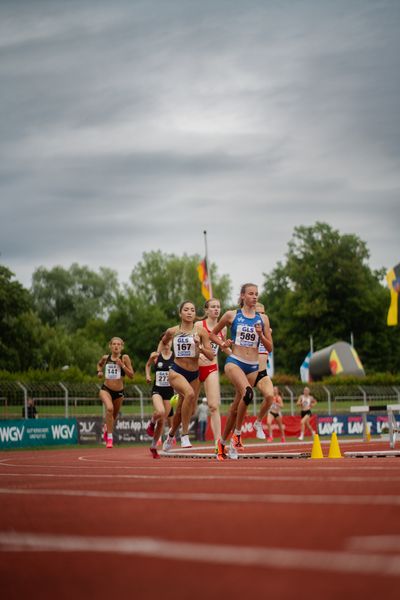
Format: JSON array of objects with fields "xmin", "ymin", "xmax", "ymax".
[
  {"xmin": 235, "ymin": 324, "xmax": 259, "ymax": 348},
  {"xmin": 211, "ymin": 341, "xmax": 219, "ymax": 356},
  {"xmin": 155, "ymin": 370, "xmax": 170, "ymax": 387},
  {"xmin": 259, "ymin": 341, "xmax": 268, "ymax": 354},
  {"xmin": 105, "ymin": 363, "xmax": 121, "ymax": 380},
  {"xmin": 174, "ymin": 335, "xmax": 196, "ymax": 358}
]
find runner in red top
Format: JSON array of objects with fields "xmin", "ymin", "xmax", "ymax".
[{"xmin": 195, "ymin": 298, "xmax": 229, "ymax": 449}]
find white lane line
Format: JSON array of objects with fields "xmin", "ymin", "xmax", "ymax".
[
  {"xmin": 0, "ymin": 531, "xmax": 399, "ymax": 576},
  {"xmin": 1, "ymin": 487, "xmax": 400, "ymax": 506},
  {"xmin": 1, "ymin": 458, "xmax": 400, "ymax": 472},
  {"xmin": 1, "ymin": 472, "xmax": 400, "ymax": 483},
  {"xmin": 347, "ymin": 535, "xmax": 400, "ymax": 552}
]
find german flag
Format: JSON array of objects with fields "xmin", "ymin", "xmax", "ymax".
[
  {"xmin": 197, "ymin": 258, "xmax": 212, "ymax": 301},
  {"xmin": 386, "ymin": 263, "xmax": 400, "ymax": 326}
]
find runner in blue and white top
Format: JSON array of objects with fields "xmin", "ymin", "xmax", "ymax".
[{"xmin": 209, "ymin": 283, "xmax": 273, "ymax": 460}]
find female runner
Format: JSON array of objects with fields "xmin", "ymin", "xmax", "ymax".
[
  {"xmin": 145, "ymin": 337, "xmax": 175, "ymax": 459},
  {"xmin": 209, "ymin": 283, "xmax": 273, "ymax": 460},
  {"xmin": 195, "ymin": 298, "xmax": 228, "ymax": 447},
  {"xmin": 97, "ymin": 337, "xmax": 134, "ymax": 448},
  {"xmin": 266, "ymin": 386, "xmax": 285, "ymax": 442},
  {"xmin": 162, "ymin": 300, "xmax": 214, "ymax": 450},
  {"xmin": 297, "ymin": 386, "xmax": 317, "ymax": 440},
  {"xmin": 252, "ymin": 302, "xmax": 275, "ymax": 440}
]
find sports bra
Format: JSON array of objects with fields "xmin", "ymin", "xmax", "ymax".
[
  {"xmin": 230, "ymin": 309, "xmax": 263, "ymax": 349},
  {"xmin": 173, "ymin": 330, "xmax": 199, "ymax": 359},
  {"xmin": 201, "ymin": 319, "xmax": 224, "ymax": 356},
  {"xmin": 104, "ymin": 354, "xmax": 126, "ymax": 379}
]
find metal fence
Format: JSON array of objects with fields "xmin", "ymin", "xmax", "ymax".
[{"xmin": 1, "ymin": 380, "xmax": 399, "ymax": 420}]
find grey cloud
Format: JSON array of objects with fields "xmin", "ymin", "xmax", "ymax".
[{"xmin": 0, "ymin": 0, "xmax": 399, "ymax": 297}]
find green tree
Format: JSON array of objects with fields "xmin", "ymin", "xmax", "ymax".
[
  {"xmin": 108, "ymin": 251, "xmax": 232, "ymax": 368},
  {"xmin": 31, "ymin": 264, "xmax": 119, "ymax": 331},
  {"xmin": 260, "ymin": 223, "xmax": 398, "ymax": 374},
  {"xmin": 0, "ymin": 265, "xmax": 33, "ymax": 370},
  {"xmin": 128, "ymin": 250, "xmax": 231, "ymax": 320}
]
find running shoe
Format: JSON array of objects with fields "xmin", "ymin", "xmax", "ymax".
[
  {"xmin": 106, "ymin": 438, "xmax": 113, "ymax": 449},
  {"xmin": 281, "ymin": 436, "xmax": 286, "ymax": 443},
  {"xmin": 216, "ymin": 439, "xmax": 227, "ymax": 461},
  {"xmin": 298, "ymin": 434, "xmax": 304, "ymax": 441},
  {"xmin": 228, "ymin": 441, "xmax": 238, "ymax": 460},
  {"xmin": 146, "ymin": 420, "xmax": 155, "ymax": 437},
  {"xmin": 253, "ymin": 420, "xmax": 266, "ymax": 440},
  {"xmin": 231, "ymin": 433, "xmax": 244, "ymax": 451},
  {"xmin": 162, "ymin": 435, "xmax": 174, "ymax": 452},
  {"xmin": 267, "ymin": 436, "xmax": 273, "ymax": 442},
  {"xmin": 150, "ymin": 447, "xmax": 161, "ymax": 459},
  {"xmin": 180, "ymin": 434, "xmax": 192, "ymax": 449}
]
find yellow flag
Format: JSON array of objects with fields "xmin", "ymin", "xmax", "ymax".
[{"xmin": 386, "ymin": 264, "xmax": 400, "ymax": 326}]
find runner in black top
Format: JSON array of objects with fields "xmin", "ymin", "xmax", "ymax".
[
  {"xmin": 145, "ymin": 337, "xmax": 175, "ymax": 458},
  {"xmin": 97, "ymin": 337, "xmax": 134, "ymax": 448}
]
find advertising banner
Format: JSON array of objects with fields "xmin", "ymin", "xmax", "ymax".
[
  {"xmin": 0, "ymin": 418, "xmax": 78, "ymax": 449},
  {"xmin": 77, "ymin": 417, "xmax": 103, "ymax": 444},
  {"xmin": 206, "ymin": 414, "xmax": 397, "ymax": 440}
]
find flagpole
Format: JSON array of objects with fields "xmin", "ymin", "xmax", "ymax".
[{"xmin": 203, "ymin": 230, "xmax": 213, "ymax": 297}]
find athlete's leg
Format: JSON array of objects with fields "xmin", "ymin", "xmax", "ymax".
[
  {"xmin": 99, "ymin": 389, "xmax": 114, "ymax": 435},
  {"xmin": 234, "ymin": 372, "xmax": 258, "ymax": 433},
  {"xmin": 168, "ymin": 371, "xmax": 199, "ymax": 437},
  {"xmin": 203, "ymin": 370, "xmax": 221, "ymax": 442},
  {"xmin": 112, "ymin": 395, "xmax": 124, "ymax": 424},
  {"xmin": 276, "ymin": 414, "xmax": 285, "ymax": 439},
  {"xmin": 266, "ymin": 412, "xmax": 274, "ymax": 439},
  {"xmin": 256, "ymin": 376, "xmax": 274, "ymax": 421},
  {"xmin": 151, "ymin": 394, "xmax": 167, "ymax": 444},
  {"xmin": 306, "ymin": 414, "xmax": 315, "ymax": 435},
  {"xmin": 222, "ymin": 391, "xmax": 241, "ymax": 441}
]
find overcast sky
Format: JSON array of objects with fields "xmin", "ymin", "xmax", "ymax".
[{"xmin": 0, "ymin": 0, "xmax": 399, "ymax": 302}]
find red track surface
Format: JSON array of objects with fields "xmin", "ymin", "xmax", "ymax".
[{"xmin": 1, "ymin": 438, "xmax": 400, "ymax": 600}]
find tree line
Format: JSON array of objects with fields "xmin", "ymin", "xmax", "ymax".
[{"xmin": 0, "ymin": 222, "xmax": 398, "ymax": 377}]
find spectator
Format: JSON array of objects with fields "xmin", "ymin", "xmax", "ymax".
[
  {"xmin": 23, "ymin": 397, "xmax": 37, "ymax": 419},
  {"xmin": 196, "ymin": 397, "xmax": 209, "ymax": 441}
]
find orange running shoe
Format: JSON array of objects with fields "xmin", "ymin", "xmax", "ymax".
[
  {"xmin": 216, "ymin": 439, "xmax": 227, "ymax": 461},
  {"xmin": 231, "ymin": 433, "xmax": 244, "ymax": 451}
]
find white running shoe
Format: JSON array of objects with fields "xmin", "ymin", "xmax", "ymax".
[
  {"xmin": 180, "ymin": 434, "xmax": 192, "ymax": 449},
  {"xmin": 254, "ymin": 420, "xmax": 266, "ymax": 440},
  {"xmin": 228, "ymin": 441, "xmax": 239, "ymax": 459},
  {"xmin": 298, "ymin": 434, "xmax": 304, "ymax": 441},
  {"xmin": 162, "ymin": 435, "xmax": 174, "ymax": 452}
]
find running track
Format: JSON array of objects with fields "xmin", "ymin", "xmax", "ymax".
[{"xmin": 1, "ymin": 439, "xmax": 400, "ymax": 600}]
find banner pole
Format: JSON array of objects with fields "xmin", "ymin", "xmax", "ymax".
[{"xmin": 203, "ymin": 229, "xmax": 213, "ymax": 297}]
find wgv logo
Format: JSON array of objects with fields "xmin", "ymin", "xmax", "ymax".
[
  {"xmin": 0, "ymin": 426, "xmax": 24, "ymax": 442},
  {"xmin": 51, "ymin": 424, "xmax": 75, "ymax": 440}
]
